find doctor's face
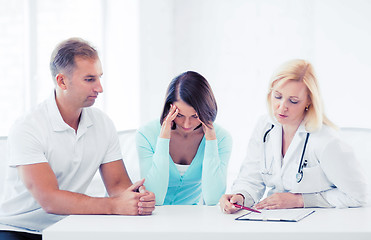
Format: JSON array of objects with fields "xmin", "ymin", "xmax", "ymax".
[{"xmin": 270, "ymin": 80, "xmax": 310, "ymax": 128}]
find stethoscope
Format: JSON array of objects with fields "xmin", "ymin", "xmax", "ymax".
[{"xmin": 262, "ymin": 124, "xmax": 310, "ymax": 183}]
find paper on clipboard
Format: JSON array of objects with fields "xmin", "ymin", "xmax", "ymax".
[{"xmin": 235, "ymin": 209, "xmax": 315, "ymax": 222}]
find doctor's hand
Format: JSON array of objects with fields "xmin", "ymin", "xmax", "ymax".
[
  {"xmin": 254, "ymin": 193, "xmax": 304, "ymax": 210},
  {"xmin": 160, "ymin": 104, "xmax": 178, "ymax": 139},
  {"xmin": 199, "ymin": 119, "xmax": 216, "ymax": 140},
  {"xmin": 219, "ymin": 194, "xmax": 244, "ymax": 214}
]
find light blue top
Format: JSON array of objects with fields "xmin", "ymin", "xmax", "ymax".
[{"xmin": 136, "ymin": 120, "xmax": 232, "ymax": 205}]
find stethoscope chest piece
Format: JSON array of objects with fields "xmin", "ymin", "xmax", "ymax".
[
  {"xmin": 262, "ymin": 124, "xmax": 310, "ymax": 184},
  {"xmin": 296, "ymin": 172, "xmax": 303, "ymax": 183}
]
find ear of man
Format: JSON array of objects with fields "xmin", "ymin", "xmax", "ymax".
[{"xmin": 56, "ymin": 73, "xmax": 68, "ymax": 90}]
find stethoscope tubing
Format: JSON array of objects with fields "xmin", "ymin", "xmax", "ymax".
[
  {"xmin": 296, "ymin": 132, "xmax": 310, "ymax": 183},
  {"xmin": 262, "ymin": 124, "xmax": 310, "ymax": 183}
]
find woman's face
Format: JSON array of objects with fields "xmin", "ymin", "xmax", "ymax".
[
  {"xmin": 271, "ymin": 80, "xmax": 311, "ymax": 128},
  {"xmin": 172, "ymin": 100, "xmax": 201, "ymax": 133}
]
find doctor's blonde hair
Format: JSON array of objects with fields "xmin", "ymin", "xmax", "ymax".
[{"xmin": 267, "ymin": 59, "xmax": 336, "ymax": 132}]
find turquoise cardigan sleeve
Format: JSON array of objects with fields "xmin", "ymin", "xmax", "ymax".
[
  {"xmin": 136, "ymin": 122, "xmax": 170, "ymax": 205},
  {"xmin": 202, "ymin": 127, "xmax": 233, "ymax": 205}
]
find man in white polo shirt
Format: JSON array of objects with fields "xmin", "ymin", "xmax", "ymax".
[{"xmin": 0, "ymin": 38, "xmax": 155, "ymax": 240}]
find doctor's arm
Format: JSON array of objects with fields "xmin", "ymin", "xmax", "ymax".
[
  {"xmin": 254, "ymin": 192, "xmax": 304, "ymax": 209},
  {"xmin": 259, "ymin": 138, "xmax": 369, "ymax": 209},
  {"xmin": 254, "ymin": 138, "xmax": 368, "ymax": 210},
  {"xmin": 220, "ymin": 122, "xmax": 267, "ymax": 213},
  {"xmin": 311, "ymin": 139, "xmax": 368, "ymax": 208}
]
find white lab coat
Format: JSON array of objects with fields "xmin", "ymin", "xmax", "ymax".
[{"xmin": 232, "ymin": 115, "xmax": 368, "ymax": 208}]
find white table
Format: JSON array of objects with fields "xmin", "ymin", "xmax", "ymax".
[{"xmin": 43, "ymin": 205, "xmax": 371, "ymax": 240}]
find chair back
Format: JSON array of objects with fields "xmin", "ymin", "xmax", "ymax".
[
  {"xmin": 0, "ymin": 136, "xmax": 7, "ymax": 197},
  {"xmin": 339, "ymin": 127, "xmax": 371, "ymax": 205},
  {"xmin": 85, "ymin": 129, "xmax": 139, "ymax": 196},
  {"xmin": 118, "ymin": 129, "xmax": 140, "ymax": 182}
]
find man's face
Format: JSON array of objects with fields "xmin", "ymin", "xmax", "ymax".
[{"xmin": 63, "ymin": 56, "xmax": 103, "ymax": 109}]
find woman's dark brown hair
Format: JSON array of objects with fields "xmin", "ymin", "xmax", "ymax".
[{"xmin": 160, "ymin": 71, "xmax": 217, "ymax": 129}]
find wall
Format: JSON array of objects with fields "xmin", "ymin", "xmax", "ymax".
[{"xmin": 138, "ymin": 0, "xmax": 371, "ymax": 190}]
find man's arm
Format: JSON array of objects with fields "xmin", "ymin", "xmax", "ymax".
[
  {"xmin": 99, "ymin": 160, "xmax": 133, "ymax": 197},
  {"xmin": 18, "ymin": 162, "xmax": 149, "ymax": 215},
  {"xmin": 100, "ymin": 160, "xmax": 156, "ymax": 214}
]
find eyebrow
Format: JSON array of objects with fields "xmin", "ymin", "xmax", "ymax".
[
  {"xmin": 177, "ymin": 112, "xmax": 198, "ymax": 117},
  {"xmin": 84, "ymin": 73, "xmax": 103, "ymax": 78},
  {"xmin": 274, "ymin": 90, "xmax": 300, "ymax": 100}
]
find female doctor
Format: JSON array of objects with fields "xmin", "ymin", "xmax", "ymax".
[{"xmin": 220, "ymin": 59, "xmax": 368, "ymax": 212}]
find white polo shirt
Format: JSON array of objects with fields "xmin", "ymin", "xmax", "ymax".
[{"xmin": 0, "ymin": 92, "xmax": 122, "ymax": 233}]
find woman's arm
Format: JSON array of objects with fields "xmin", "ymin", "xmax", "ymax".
[
  {"xmin": 201, "ymin": 127, "xmax": 232, "ymax": 205},
  {"xmin": 136, "ymin": 107, "xmax": 179, "ymax": 205},
  {"xmin": 136, "ymin": 131, "xmax": 170, "ymax": 205}
]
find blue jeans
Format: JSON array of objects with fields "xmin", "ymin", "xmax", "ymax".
[{"xmin": 0, "ymin": 231, "xmax": 41, "ymax": 240}]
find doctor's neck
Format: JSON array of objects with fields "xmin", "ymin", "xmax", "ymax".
[{"xmin": 281, "ymin": 123, "xmax": 301, "ymax": 139}]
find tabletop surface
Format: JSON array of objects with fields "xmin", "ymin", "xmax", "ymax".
[{"xmin": 43, "ymin": 205, "xmax": 371, "ymax": 240}]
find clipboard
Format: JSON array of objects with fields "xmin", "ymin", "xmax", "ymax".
[{"xmin": 235, "ymin": 209, "xmax": 315, "ymax": 222}]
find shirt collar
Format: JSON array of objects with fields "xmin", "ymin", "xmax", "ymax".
[
  {"xmin": 297, "ymin": 123, "xmax": 308, "ymax": 134},
  {"xmin": 77, "ymin": 107, "xmax": 93, "ymax": 137},
  {"xmin": 47, "ymin": 91, "xmax": 93, "ymax": 132}
]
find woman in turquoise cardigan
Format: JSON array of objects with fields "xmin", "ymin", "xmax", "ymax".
[{"xmin": 136, "ymin": 71, "xmax": 232, "ymax": 205}]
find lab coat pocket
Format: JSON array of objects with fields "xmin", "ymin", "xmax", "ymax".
[
  {"xmin": 292, "ymin": 165, "xmax": 333, "ymax": 193},
  {"xmin": 261, "ymin": 171, "xmax": 273, "ymax": 187},
  {"xmin": 261, "ymin": 169, "xmax": 280, "ymax": 190}
]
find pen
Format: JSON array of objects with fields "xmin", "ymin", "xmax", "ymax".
[{"xmin": 233, "ymin": 203, "xmax": 261, "ymax": 213}]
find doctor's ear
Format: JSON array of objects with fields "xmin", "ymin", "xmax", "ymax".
[{"xmin": 56, "ymin": 73, "xmax": 67, "ymax": 90}]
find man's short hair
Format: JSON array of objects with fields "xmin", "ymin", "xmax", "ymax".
[{"xmin": 49, "ymin": 38, "xmax": 98, "ymax": 84}]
